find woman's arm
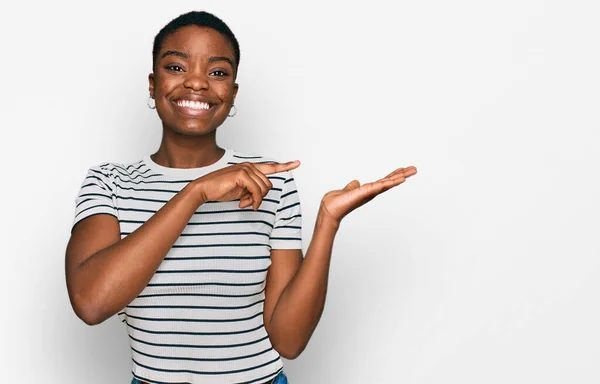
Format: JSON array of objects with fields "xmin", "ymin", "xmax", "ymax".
[
  {"xmin": 264, "ymin": 211, "xmax": 337, "ymax": 359},
  {"xmin": 66, "ymin": 180, "xmax": 209, "ymax": 325},
  {"xmin": 264, "ymin": 166, "xmax": 417, "ymax": 359}
]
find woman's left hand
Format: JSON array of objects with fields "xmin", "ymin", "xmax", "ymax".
[{"xmin": 319, "ymin": 166, "xmax": 417, "ymax": 225}]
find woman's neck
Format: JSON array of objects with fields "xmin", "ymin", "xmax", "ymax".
[{"xmin": 151, "ymin": 130, "xmax": 225, "ymax": 169}]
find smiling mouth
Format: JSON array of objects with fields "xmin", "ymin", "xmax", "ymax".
[
  {"xmin": 176, "ymin": 100, "xmax": 214, "ymax": 110},
  {"xmin": 173, "ymin": 99, "xmax": 217, "ymax": 116}
]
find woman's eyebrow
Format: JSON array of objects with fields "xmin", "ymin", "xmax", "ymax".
[
  {"xmin": 208, "ymin": 56, "xmax": 234, "ymax": 67},
  {"xmin": 161, "ymin": 50, "xmax": 191, "ymax": 59}
]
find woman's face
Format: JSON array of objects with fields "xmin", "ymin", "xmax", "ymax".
[{"xmin": 149, "ymin": 25, "xmax": 238, "ymax": 136}]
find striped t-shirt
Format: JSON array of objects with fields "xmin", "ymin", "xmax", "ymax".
[{"xmin": 72, "ymin": 149, "xmax": 302, "ymax": 384}]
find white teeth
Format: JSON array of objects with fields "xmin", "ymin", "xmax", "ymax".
[{"xmin": 177, "ymin": 100, "xmax": 210, "ymax": 110}]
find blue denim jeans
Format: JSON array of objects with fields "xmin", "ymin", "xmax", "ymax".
[{"xmin": 131, "ymin": 371, "xmax": 288, "ymax": 383}]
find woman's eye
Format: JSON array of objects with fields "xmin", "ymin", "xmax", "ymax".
[
  {"xmin": 210, "ymin": 70, "xmax": 228, "ymax": 77},
  {"xmin": 165, "ymin": 65, "xmax": 184, "ymax": 72}
]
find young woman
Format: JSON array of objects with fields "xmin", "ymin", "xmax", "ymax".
[{"xmin": 65, "ymin": 11, "xmax": 416, "ymax": 384}]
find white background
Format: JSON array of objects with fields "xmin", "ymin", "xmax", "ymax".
[{"xmin": 1, "ymin": 0, "xmax": 599, "ymax": 383}]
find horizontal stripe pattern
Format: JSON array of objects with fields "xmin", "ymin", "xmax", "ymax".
[{"xmin": 72, "ymin": 149, "xmax": 302, "ymax": 383}]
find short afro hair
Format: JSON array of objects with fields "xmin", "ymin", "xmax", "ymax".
[{"xmin": 152, "ymin": 11, "xmax": 240, "ymax": 72}]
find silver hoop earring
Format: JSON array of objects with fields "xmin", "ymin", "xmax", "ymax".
[
  {"xmin": 147, "ymin": 96, "xmax": 156, "ymax": 109},
  {"xmin": 228, "ymin": 104, "xmax": 237, "ymax": 117}
]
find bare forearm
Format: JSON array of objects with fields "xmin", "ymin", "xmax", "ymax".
[
  {"xmin": 72, "ymin": 181, "xmax": 205, "ymax": 323},
  {"xmin": 268, "ymin": 209, "xmax": 339, "ymax": 357}
]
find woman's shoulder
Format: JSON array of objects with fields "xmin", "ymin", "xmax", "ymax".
[{"xmin": 84, "ymin": 158, "xmax": 149, "ymax": 181}]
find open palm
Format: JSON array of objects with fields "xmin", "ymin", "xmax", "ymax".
[{"xmin": 320, "ymin": 166, "xmax": 417, "ymax": 224}]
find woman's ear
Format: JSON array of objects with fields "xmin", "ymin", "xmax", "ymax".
[
  {"xmin": 148, "ymin": 73, "xmax": 155, "ymax": 98},
  {"xmin": 233, "ymin": 82, "xmax": 239, "ymax": 101}
]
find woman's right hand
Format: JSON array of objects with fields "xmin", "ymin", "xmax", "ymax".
[{"xmin": 194, "ymin": 161, "xmax": 300, "ymax": 210}]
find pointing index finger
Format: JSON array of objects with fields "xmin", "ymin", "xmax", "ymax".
[{"xmin": 254, "ymin": 160, "xmax": 301, "ymax": 175}]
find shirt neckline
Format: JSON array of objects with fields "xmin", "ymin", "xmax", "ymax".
[{"xmin": 142, "ymin": 148, "xmax": 234, "ymax": 178}]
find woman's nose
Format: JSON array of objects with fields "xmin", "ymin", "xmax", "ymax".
[{"xmin": 183, "ymin": 71, "xmax": 209, "ymax": 91}]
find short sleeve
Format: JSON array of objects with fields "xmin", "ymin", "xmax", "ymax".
[
  {"xmin": 269, "ymin": 171, "xmax": 303, "ymax": 250},
  {"xmin": 72, "ymin": 165, "xmax": 118, "ymax": 232}
]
